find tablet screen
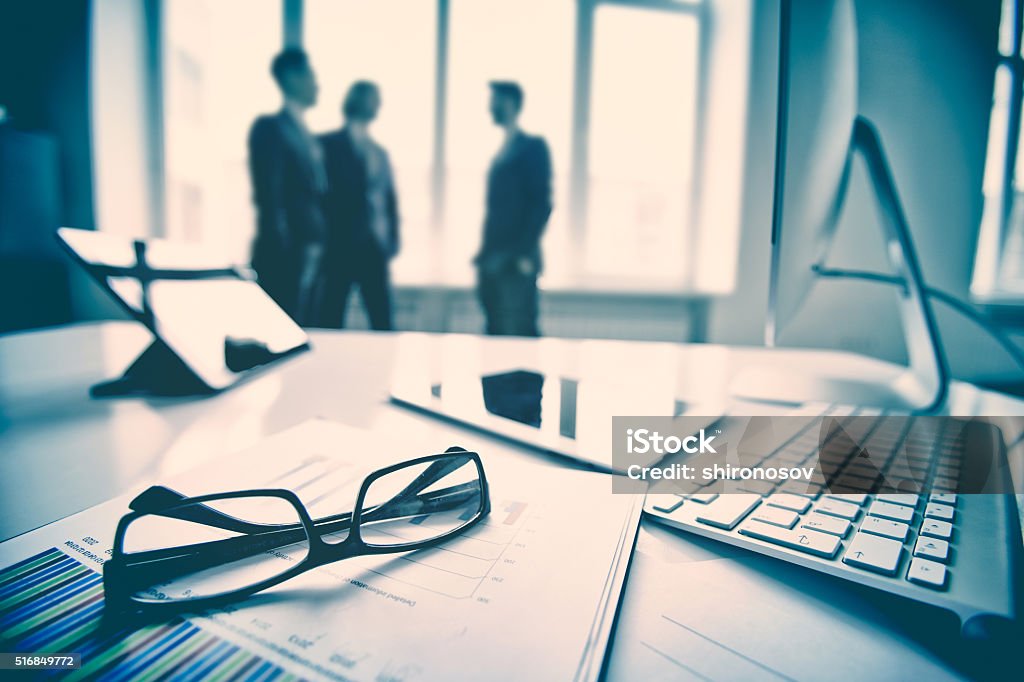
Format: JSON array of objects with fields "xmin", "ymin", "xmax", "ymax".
[
  {"xmin": 57, "ymin": 227, "xmax": 308, "ymax": 390},
  {"xmin": 388, "ymin": 334, "xmax": 705, "ymax": 471}
]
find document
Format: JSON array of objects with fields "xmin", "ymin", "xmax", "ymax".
[
  {"xmin": 0, "ymin": 419, "xmax": 641, "ymax": 681},
  {"xmin": 604, "ymin": 523, "xmax": 964, "ymax": 681}
]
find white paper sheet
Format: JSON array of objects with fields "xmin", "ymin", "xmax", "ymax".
[
  {"xmin": 0, "ymin": 419, "xmax": 641, "ymax": 682},
  {"xmin": 605, "ymin": 522, "xmax": 966, "ymax": 681}
]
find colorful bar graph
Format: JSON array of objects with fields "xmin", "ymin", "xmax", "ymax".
[{"xmin": 0, "ymin": 548, "xmax": 295, "ymax": 681}]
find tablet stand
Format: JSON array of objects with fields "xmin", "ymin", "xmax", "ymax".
[{"xmin": 90, "ymin": 339, "xmax": 214, "ymax": 398}]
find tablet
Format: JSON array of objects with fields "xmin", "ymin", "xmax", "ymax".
[
  {"xmin": 57, "ymin": 227, "xmax": 309, "ymax": 395},
  {"xmin": 388, "ymin": 335, "xmax": 720, "ymax": 472}
]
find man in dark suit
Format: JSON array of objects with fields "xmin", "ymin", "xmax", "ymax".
[
  {"xmin": 475, "ymin": 81, "xmax": 552, "ymax": 337},
  {"xmin": 317, "ymin": 81, "xmax": 400, "ymax": 330},
  {"xmin": 248, "ymin": 49, "xmax": 327, "ymax": 325}
]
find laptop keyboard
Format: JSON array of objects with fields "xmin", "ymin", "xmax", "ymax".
[
  {"xmin": 652, "ymin": 489, "xmax": 956, "ymax": 586},
  {"xmin": 644, "ymin": 409, "xmax": 1020, "ymax": 628}
]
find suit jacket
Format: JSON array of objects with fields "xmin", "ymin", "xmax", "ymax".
[
  {"xmin": 319, "ymin": 128, "xmax": 400, "ymax": 260},
  {"xmin": 247, "ymin": 110, "xmax": 327, "ymax": 271},
  {"xmin": 476, "ymin": 132, "xmax": 553, "ymax": 273}
]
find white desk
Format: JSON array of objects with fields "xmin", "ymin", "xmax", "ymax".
[
  {"xmin": 2, "ymin": 321, "xmax": 1021, "ymax": 542},
  {"xmin": 1, "ymin": 322, "xmax": 1021, "ymax": 678}
]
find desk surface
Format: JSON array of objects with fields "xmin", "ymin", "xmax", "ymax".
[
  {"xmin": 2, "ymin": 322, "xmax": 1023, "ymax": 679},
  {"xmin": 1, "ymin": 321, "xmax": 1022, "ymax": 542}
]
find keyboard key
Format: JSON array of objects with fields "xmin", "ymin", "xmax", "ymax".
[
  {"xmin": 929, "ymin": 493, "xmax": 957, "ymax": 506},
  {"xmin": 860, "ymin": 516, "xmax": 910, "ymax": 541},
  {"xmin": 776, "ymin": 480, "xmax": 823, "ymax": 497},
  {"xmin": 875, "ymin": 494, "xmax": 919, "ymax": 508},
  {"xmin": 904, "ymin": 450, "xmax": 933, "ymax": 464},
  {"xmin": 832, "ymin": 472, "xmax": 877, "ymax": 489},
  {"xmin": 867, "ymin": 500, "xmax": 915, "ymax": 523},
  {"xmin": 845, "ymin": 455, "xmax": 881, "ymax": 470},
  {"xmin": 924, "ymin": 502, "xmax": 954, "ymax": 521},
  {"xmin": 738, "ymin": 480, "xmax": 778, "ymax": 495},
  {"xmin": 800, "ymin": 512, "xmax": 851, "ymax": 538},
  {"xmin": 843, "ymin": 532, "xmax": 903, "ymax": 575},
  {"xmin": 688, "ymin": 493, "xmax": 719, "ymax": 504},
  {"xmin": 913, "ymin": 536, "xmax": 949, "ymax": 563},
  {"xmin": 907, "ymin": 557, "xmax": 947, "ymax": 589},
  {"xmin": 921, "ymin": 519, "xmax": 953, "ymax": 539},
  {"xmin": 824, "ymin": 493, "xmax": 867, "ymax": 505},
  {"xmin": 649, "ymin": 495, "xmax": 684, "ymax": 514},
  {"xmin": 813, "ymin": 498, "xmax": 860, "ymax": 520},
  {"xmin": 695, "ymin": 494, "xmax": 761, "ymax": 530},
  {"xmin": 750, "ymin": 506, "xmax": 799, "ymax": 529},
  {"xmin": 784, "ymin": 489, "xmax": 822, "ymax": 499},
  {"xmin": 739, "ymin": 522, "xmax": 841, "ymax": 558},
  {"xmin": 766, "ymin": 493, "xmax": 811, "ymax": 513}
]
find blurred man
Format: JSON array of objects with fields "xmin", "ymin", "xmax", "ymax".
[
  {"xmin": 248, "ymin": 48, "xmax": 327, "ymax": 324},
  {"xmin": 317, "ymin": 81, "xmax": 400, "ymax": 330},
  {"xmin": 475, "ymin": 81, "xmax": 552, "ymax": 337}
]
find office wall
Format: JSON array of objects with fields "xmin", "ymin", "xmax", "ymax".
[
  {"xmin": 0, "ymin": 1, "xmax": 102, "ymax": 332},
  {"xmin": 336, "ymin": 288, "xmax": 706, "ymax": 342},
  {"xmin": 708, "ymin": 0, "xmax": 1014, "ymax": 383},
  {"xmin": 705, "ymin": 0, "xmax": 779, "ymax": 348},
  {"xmin": 691, "ymin": 0, "xmax": 752, "ymax": 293},
  {"xmin": 91, "ymin": 0, "xmax": 161, "ymax": 240},
  {"xmin": 64, "ymin": 0, "xmax": 162, "ymax": 324},
  {"xmin": 0, "ymin": 0, "xmax": 156, "ymax": 330},
  {"xmin": 0, "ymin": 1, "xmax": 94, "ymax": 234}
]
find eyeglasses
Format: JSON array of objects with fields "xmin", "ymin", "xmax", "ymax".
[{"xmin": 103, "ymin": 447, "xmax": 490, "ymax": 617}]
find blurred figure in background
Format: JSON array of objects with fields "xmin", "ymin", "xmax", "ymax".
[
  {"xmin": 317, "ymin": 81, "xmax": 400, "ymax": 330},
  {"xmin": 247, "ymin": 48, "xmax": 327, "ymax": 325},
  {"xmin": 475, "ymin": 81, "xmax": 552, "ymax": 337}
]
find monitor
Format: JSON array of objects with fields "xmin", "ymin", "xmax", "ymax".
[{"xmin": 731, "ymin": 0, "xmax": 950, "ymax": 412}]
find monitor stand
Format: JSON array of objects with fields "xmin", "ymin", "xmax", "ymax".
[
  {"xmin": 90, "ymin": 339, "xmax": 214, "ymax": 398},
  {"xmin": 731, "ymin": 117, "xmax": 950, "ymax": 414}
]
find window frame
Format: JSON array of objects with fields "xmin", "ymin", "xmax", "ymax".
[{"xmin": 973, "ymin": 0, "xmax": 1024, "ymax": 304}]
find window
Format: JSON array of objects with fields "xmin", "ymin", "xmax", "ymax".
[
  {"xmin": 444, "ymin": 0, "xmax": 574, "ymax": 285},
  {"xmin": 161, "ymin": 0, "xmax": 714, "ymax": 292},
  {"xmin": 973, "ymin": 0, "xmax": 1024, "ymax": 300},
  {"xmin": 305, "ymin": 0, "xmax": 437, "ymax": 284},
  {"xmin": 162, "ymin": 0, "xmax": 282, "ymax": 263},
  {"xmin": 586, "ymin": 5, "xmax": 699, "ymax": 286}
]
